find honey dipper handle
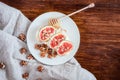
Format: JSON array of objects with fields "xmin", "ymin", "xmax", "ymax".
[{"xmin": 60, "ymin": 3, "xmax": 95, "ymax": 20}]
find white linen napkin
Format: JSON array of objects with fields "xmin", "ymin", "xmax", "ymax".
[{"xmin": 0, "ymin": 2, "xmax": 96, "ymax": 80}]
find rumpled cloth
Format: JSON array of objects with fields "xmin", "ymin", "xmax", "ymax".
[{"xmin": 0, "ymin": 2, "xmax": 96, "ymax": 80}]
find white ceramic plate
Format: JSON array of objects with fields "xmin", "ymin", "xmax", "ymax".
[{"xmin": 27, "ymin": 12, "xmax": 80, "ymax": 65}]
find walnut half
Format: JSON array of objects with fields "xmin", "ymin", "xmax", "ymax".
[
  {"xmin": 22, "ymin": 72, "xmax": 29, "ymax": 79},
  {"xmin": 0, "ymin": 62, "xmax": 5, "ymax": 69},
  {"xmin": 18, "ymin": 33, "xmax": 26, "ymax": 41}
]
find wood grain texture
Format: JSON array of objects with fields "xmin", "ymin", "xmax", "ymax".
[{"xmin": 1, "ymin": 0, "xmax": 120, "ymax": 80}]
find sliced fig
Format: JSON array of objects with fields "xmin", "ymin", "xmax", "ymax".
[
  {"xmin": 57, "ymin": 41, "xmax": 73, "ymax": 56},
  {"xmin": 49, "ymin": 33, "xmax": 66, "ymax": 49},
  {"xmin": 38, "ymin": 26, "xmax": 55, "ymax": 42}
]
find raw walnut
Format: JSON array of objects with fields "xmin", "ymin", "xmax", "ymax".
[
  {"xmin": 22, "ymin": 72, "xmax": 29, "ymax": 79},
  {"xmin": 37, "ymin": 65, "xmax": 44, "ymax": 72},
  {"xmin": 47, "ymin": 48, "xmax": 53, "ymax": 54},
  {"xmin": 40, "ymin": 52, "xmax": 46, "ymax": 58},
  {"xmin": 47, "ymin": 54, "xmax": 52, "ymax": 58},
  {"xmin": 53, "ymin": 51, "xmax": 58, "ymax": 57},
  {"xmin": 39, "ymin": 44, "xmax": 48, "ymax": 52},
  {"xmin": 34, "ymin": 44, "xmax": 41, "ymax": 49},
  {"xmin": 20, "ymin": 48, "xmax": 27, "ymax": 54},
  {"xmin": 35, "ymin": 44, "xmax": 48, "ymax": 52},
  {"xmin": 27, "ymin": 54, "xmax": 34, "ymax": 60},
  {"xmin": 18, "ymin": 33, "xmax": 26, "ymax": 41},
  {"xmin": 0, "ymin": 62, "xmax": 5, "ymax": 69},
  {"xmin": 35, "ymin": 43, "xmax": 58, "ymax": 59},
  {"xmin": 47, "ymin": 49, "xmax": 58, "ymax": 58},
  {"xmin": 20, "ymin": 60, "xmax": 27, "ymax": 66}
]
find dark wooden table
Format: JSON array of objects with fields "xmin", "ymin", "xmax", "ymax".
[{"xmin": 1, "ymin": 0, "xmax": 120, "ymax": 80}]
